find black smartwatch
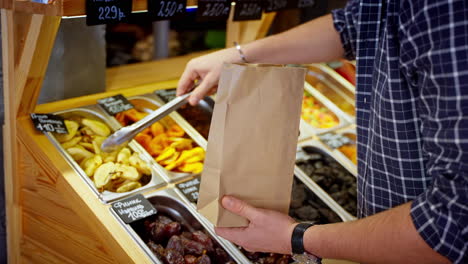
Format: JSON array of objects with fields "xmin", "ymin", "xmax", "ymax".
[{"xmin": 291, "ymin": 223, "xmax": 322, "ymax": 264}]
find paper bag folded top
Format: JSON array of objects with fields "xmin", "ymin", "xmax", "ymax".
[{"xmin": 197, "ymin": 63, "xmax": 306, "ymax": 227}]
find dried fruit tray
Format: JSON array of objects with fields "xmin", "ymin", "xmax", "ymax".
[
  {"xmin": 299, "ymin": 82, "xmax": 350, "ymax": 140},
  {"xmin": 115, "ymin": 94, "xmax": 207, "ymax": 183},
  {"xmin": 306, "ymin": 65, "xmax": 356, "ymax": 122},
  {"xmin": 45, "ymin": 105, "xmax": 167, "ymax": 203},
  {"xmin": 295, "ymin": 139, "xmax": 358, "ymax": 219},
  {"xmin": 110, "ymin": 188, "xmax": 250, "ymax": 264}
]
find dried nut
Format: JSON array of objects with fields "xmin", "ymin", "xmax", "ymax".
[
  {"xmin": 116, "ymin": 181, "xmax": 142, "ymax": 193},
  {"xmin": 61, "ymin": 136, "xmax": 82, "ymax": 149},
  {"xmin": 67, "ymin": 146, "xmax": 94, "ymax": 162},
  {"xmin": 117, "ymin": 147, "xmax": 132, "ymax": 164},
  {"xmin": 93, "ymin": 162, "xmax": 117, "ymax": 188},
  {"xmin": 81, "ymin": 118, "xmax": 111, "ymax": 137},
  {"xmin": 129, "ymin": 153, "xmax": 152, "ymax": 175},
  {"xmin": 116, "ymin": 164, "xmax": 141, "ymax": 181},
  {"xmin": 81, "ymin": 155, "xmax": 103, "ymax": 177},
  {"xmin": 55, "ymin": 120, "xmax": 79, "ymax": 143},
  {"xmin": 79, "ymin": 142, "xmax": 95, "ymax": 153}
]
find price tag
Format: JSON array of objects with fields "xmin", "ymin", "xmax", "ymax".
[
  {"xmin": 97, "ymin": 94, "xmax": 134, "ymax": 116},
  {"xmin": 233, "ymin": 0, "xmax": 263, "ymax": 21},
  {"xmin": 86, "ymin": 0, "xmax": 132, "ymax": 26},
  {"xmin": 148, "ymin": 0, "xmax": 186, "ymax": 21},
  {"xmin": 111, "ymin": 194, "xmax": 157, "ymax": 224},
  {"xmin": 30, "ymin": 113, "xmax": 68, "ymax": 134},
  {"xmin": 297, "ymin": 0, "xmax": 315, "ymax": 8},
  {"xmin": 176, "ymin": 176, "xmax": 201, "ymax": 203},
  {"xmin": 155, "ymin": 89, "xmax": 177, "ymax": 103},
  {"xmin": 264, "ymin": 0, "xmax": 297, "ymax": 12},
  {"xmin": 197, "ymin": 0, "xmax": 231, "ymax": 22},
  {"xmin": 319, "ymin": 133, "xmax": 353, "ymax": 149}
]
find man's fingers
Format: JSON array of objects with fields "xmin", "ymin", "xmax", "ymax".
[
  {"xmin": 189, "ymin": 73, "xmax": 217, "ymax": 105},
  {"xmin": 221, "ymin": 196, "xmax": 258, "ymax": 221},
  {"xmin": 177, "ymin": 65, "xmax": 197, "ymax": 96}
]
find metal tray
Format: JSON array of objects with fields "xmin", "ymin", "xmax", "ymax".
[
  {"xmin": 295, "ymin": 139, "xmax": 357, "ymax": 219},
  {"xmin": 300, "ymin": 82, "xmax": 350, "ymax": 140},
  {"xmin": 110, "ymin": 188, "xmax": 249, "ymax": 264},
  {"xmin": 113, "ymin": 94, "xmax": 207, "ymax": 183},
  {"xmin": 317, "ymin": 126, "xmax": 357, "ymax": 176},
  {"xmin": 154, "ymin": 88, "xmax": 213, "ymax": 143},
  {"xmin": 45, "ymin": 105, "xmax": 166, "ymax": 203},
  {"xmin": 306, "ymin": 65, "xmax": 356, "ymax": 122},
  {"xmin": 315, "ymin": 63, "xmax": 356, "ymax": 95}
]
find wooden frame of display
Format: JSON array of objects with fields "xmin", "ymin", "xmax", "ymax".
[{"xmin": 0, "ymin": 1, "xmax": 275, "ymax": 263}]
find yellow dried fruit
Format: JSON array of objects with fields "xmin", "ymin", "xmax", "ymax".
[
  {"xmin": 81, "ymin": 155, "xmax": 103, "ymax": 177},
  {"xmin": 170, "ymin": 138, "xmax": 193, "ymax": 151},
  {"xmin": 116, "ymin": 164, "xmax": 141, "ymax": 181},
  {"xmin": 155, "ymin": 147, "xmax": 176, "ymax": 162},
  {"xmin": 129, "ymin": 153, "xmax": 152, "ymax": 175},
  {"xmin": 178, "ymin": 162, "xmax": 203, "ymax": 174},
  {"xmin": 55, "ymin": 120, "xmax": 79, "ymax": 143},
  {"xmin": 61, "ymin": 136, "xmax": 82, "ymax": 149},
  {"xmin": 116, "ymin": 181, "xmax": 142, "ymax": 193},
  {"xmin": 81, "ymin": 118, "xmax": 111, "ymax": 137},
  {"xmin": 116, "ymin": 147, "xmax": 132, "ymax": 165},
  {"xmin": 67, "ymin": 146, "xmax": 94, "ymax": 163},
  {"xmin": 159, "ymin": 151, "xmax": 180, "ymax": 166},
  {"xmin": 94, "ymin": 162, "xmax": 117, "ymax": 188},
  {"xmin": 79, "ymin": 142, "xmax": 95, "ymax": 153}
]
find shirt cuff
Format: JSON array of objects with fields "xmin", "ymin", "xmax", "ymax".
[{"xmin": 331, "ymin": 8, "xmax": 356, "ymax": 61}]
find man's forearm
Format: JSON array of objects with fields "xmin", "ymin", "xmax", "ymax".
[
  {"xmin": 241, "ymin": 14, "xmax": 344, "ymax": 64},
  {"xmin": 304, "ymin": 202, "xmax": 450, "ymax": 264}
]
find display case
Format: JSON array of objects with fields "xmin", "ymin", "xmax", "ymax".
[{"xmin": 2, "ymin": 2, "xmax": 358, "ymax": 263}]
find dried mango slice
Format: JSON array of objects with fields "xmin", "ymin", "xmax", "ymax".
[
  {"xmin": 166, "ymin": 124, "xmax": 185, "ymax": 137},
  {"xmin": 178, "ymin": 162, "xmax": 203, "ymax": 174},
  {"xmin": 82, "ymin": 118, "xmax": 111, "ymax": 137},
  {"xmin": 159, "ymin": 151, "xmax": 180, "ymax": 166},
  {"xmin": 55, "ymin": 120, "xmax": 79, "ymax": 143},
  {"xmin": 184, "ymin": 154, "xmax": 204, "ymax": 164},
  {"xmin": 116, "ymin": 181, "xmax": 142, "ymax": 193},
  {"xmin": 155, "ymin": 147, "xmax": 176, "ymax": 162},
  {"xmin": 170, "ymin": 138, "xmax": 193, "ymax": 151},
  {"xmin": 124, "ymin": 109, "xmax": 148, "ymax": 123},
  {"xmin": 61, "ymin": 136, "xmax": 82, "ymax": 149}
]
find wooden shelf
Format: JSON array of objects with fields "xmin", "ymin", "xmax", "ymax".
[{"xmin": 3, "ymin": 0, "xmax": 197, "ymax": 17}]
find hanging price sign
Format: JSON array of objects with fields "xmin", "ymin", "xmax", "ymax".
[
  {"xmin": 86, "ymin": 0, "xmax": 132, "ymax": 26},
  {"xmin": 148, "ymin": 0, "xmax": 186, "ymax": 20},
  {"xmin": 176, "ymin": 176, "xmax": 201, "ymax": 203},
  {"xmin": 97, "ymin": 94, "xmax": 134, "ymax": 116},
  {"xmin": 30, "ymin": 113, "xmax": 68, "ymax": 134},
  {"xmin": 197, "ymin": 0, "xmax": 231, "ymax": 22},
  {"xmin": 233, "ymin": 0, "xmax": 263, "ymax": 21},
  {"xmin": 264, "ymin": 0, "xmax": 297, "ymax": 12}
]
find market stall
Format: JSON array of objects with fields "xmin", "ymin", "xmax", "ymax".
[{"xmin": 2, "ymin": 1, "xmax": 358, "ymax": 263}]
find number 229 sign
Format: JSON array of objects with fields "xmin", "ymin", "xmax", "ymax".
[
  {"xmin": 86, "ymin": 0, "xmax": 133, "ymax": 26},
  {"xmin": 148, "ymin": 0, "xmax": 186, "ymax": 20}
]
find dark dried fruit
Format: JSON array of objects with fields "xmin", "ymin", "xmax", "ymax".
[
  {"xmin": 147, "ymin": 241, "xmax": 165, "ymax": 258},
  {"xmin": 192, "ymin": 231, "xmax": 214, "ymax": 252},
  {"xmin": 164, "ymin": 249, "xmax": 185, "ymax": 264},
  {"xmin": 167, "ymin": 235, "xmax": 184, "ymax": 254},
  {"xmin": 213, "ymin": 247, "xmax": 230, "ymax": 263},
  {"xmin": 164, "ymin": 222, "xmax": 182, "ymax": 237},
  {"xmin": 184, "ymin": 255, "xmax": 197, "ymax": 264},
  {"xmin": 196, "ymin": 254, "xmax": 211, "ymax": 264},
  {"xmin": 181, "ymin": 236, "xmax": 205, "ymax": 255}
]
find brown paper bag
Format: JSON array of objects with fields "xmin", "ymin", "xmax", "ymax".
[{"xmin": 197, "ymin": 63, "xmax": 306, "ymax": 227}]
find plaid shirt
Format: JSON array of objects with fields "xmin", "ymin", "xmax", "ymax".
[{"xmin": 332, "ymin": 0, "xmax": 468, "ymax": 262}]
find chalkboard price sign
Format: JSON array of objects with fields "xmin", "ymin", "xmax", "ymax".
[
  {"xmin": 234, "ymin": 0, "xmax": 263, "ymax": 21},
  {"xmin": 197, "ymin": 0, "xmax": 231, "ymax": 21},
  {"xmin": 30, "ymin": 113, "xmax": 68, "ymax": 134},
  {"xmin": 298, "ymin": 0, "xmax": 315, "ymax": 8},
  {"xmin": 264, "ymin": 0, "xmax": 296, "ymax": 12},
  {"xmin": 86, "ymin": 0, "xmax": 132, "ymax": 26},
  {"xmin": 176, "ymin": 176, "xmax": 201, "ymax": 203},
  {"xmin": 97, "ymin": 94, "xmax": 134, "ymax": 116},
  {"xmin": 148, "ymin": 0, "xmax": 186, "ymax": 20},
  {"xmin": 111, "ymin": 194, "xmax": 157, "ymax": 224}
]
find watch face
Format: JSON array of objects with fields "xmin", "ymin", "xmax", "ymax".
[{"xmin": 292, "ymin": 253, "xmax": 321, "ymax": 264}]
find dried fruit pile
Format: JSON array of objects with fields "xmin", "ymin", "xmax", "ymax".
[
  {"xmin": 143, "ymin": 214, "xmax": 235, "ymax": 264},
  {"xmin": 301, "ymin": 93, "xmax": 339, "ymax": 129},
  {"xmin": 55, "ymin": 117, "xmax": 151, "ymax": 193},
  {"xmin": 296, "ymin": 146, "xmax": 357, "ymax": 215},
  {"xmin": 116, "ymin": 109, "xmax": 205, "ymax": 174}
]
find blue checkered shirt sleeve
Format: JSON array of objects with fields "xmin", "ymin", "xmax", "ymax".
[
  {"xmin": 331, "ymin": 0, "xmax": 359, "ymax": 60},
  {"xmin": 400, "ymin": 2, "xmax": 468, "ymax": 262}
]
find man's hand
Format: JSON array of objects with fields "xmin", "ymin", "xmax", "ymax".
[{"xmin": 214, "ymin": 196, "xmax": 297, "ymax": 254}]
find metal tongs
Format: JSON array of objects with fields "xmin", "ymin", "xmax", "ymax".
[{"xmin": 100, "ymin": 92, "xmax": 192, "ymax": 153}]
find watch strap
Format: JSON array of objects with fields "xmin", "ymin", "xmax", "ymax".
[{"xmin": 291, "ymin": 223, "xmax": 313, "ymax": 254}]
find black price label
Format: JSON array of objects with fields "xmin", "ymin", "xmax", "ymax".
[
  {"xmin": 148, "ymin": 0, "xmax": 186, "ymax": 21},
  {"xmin": 297, "ymin": 0, "xmax": 315, "ymax": 8},
  {"xmin": 176, "ymin": 176, "xmax": 201, "ymax": 203},
  {"xmin": 30, "ymin": 113, "xmax": 68, "ymax": 134},
  {"xmin": 111, "ymin": 194, "xmax": 157, "ymax": 224},
  {"xmin": 264, "ymin": 0, "xmax": 297, "ymax": 12},
  {"xmin": 155, "ymin": 89, "xmax": 177, "ymax": 103},
  {"xmin": 97, "ymin": 94, "xmax": 134, "ymax": 116},
  {"xmin": 233, "ymin": 0, "xmax": 263, "ymax": 21},
  {"xmin": 86, "ymin": 0, "xmax": 132, "ymax": 26},
  {"xmin": 197, "ymin": 0, "xmax": 231, "ymax": 22}
]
